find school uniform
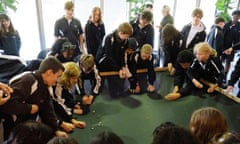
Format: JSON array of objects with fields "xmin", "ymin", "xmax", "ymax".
[
  {"xmin": 228, "ymin": 58, "xmax": 240, "ymax": 97},
  {"xmin": 187, "ymin": 57, "xmax": 224, "ymax": 85},
  {"xmin": 97, "ymin": 30, "xmax": 128, "ymax": 71},
  {"xmin": 207, "ymin": 25, "xmax": 224, "ymax": 57},
  {"xmin": 52, "ymin": 83, "xmax": 76, "ymax": 122},
  {"xmin": 0, "ymin": 31, "xmax": 21, "ymax": 56},
  {"xmin": 181, "ymin": 22, "xmax": 206, "ymax": 50},
  {"xmin": 223, "ymin": 21, "xmax": 240, "ymax": 62},
  {"xmin": 78, "ymin": 65, "xmax": 101, "ymax": 97},
  {"xmin": 85, "ymin": 20, "xmax": 105, "ymax": 58},
  {"xmin": 54, "ymin": 16, "xmax": 83, "ymax": 56},
  {"xmin": 163, "ymin": 33, "xmax": 185, "ymax": 67},
  {"xmin": 174, "ymin": 63, "xmax": 195, "ymax": 96},
  {"xmin": 131, "ymin": 22, "xmax": 154, "ymax": 48},
  {"xmin": 128, "ymin": 51, "xmax": 156, "ymax": 89},
  {"xmin": 0, "ymin": 71, "xmax": 61, "ymax": 138}
]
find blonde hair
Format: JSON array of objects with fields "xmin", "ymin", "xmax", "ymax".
[
  {"xmin": 60, "ymin": 62, "xmax": 80, "ymax": 89},
  {"xmin": 141, "ymin": 44, "xmax": 153, "ymax": 55},
  {"xmin": 194, "ymin": 42, "xmax": 217, "ymax": 57},
  {"xmin": 91, "ymin": 6, "xmax": 102, "ymax": 24},
  {"xmin": 190, "ymin": 107, "xmax": 227, "ymax": 144},
  {"xmin": 79, "ymin": 54, "xmax": 95, "ymax": 71}
]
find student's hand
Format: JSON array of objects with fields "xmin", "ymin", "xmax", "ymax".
[
  {"xmin": 71, "ymin": 119, "xmax": 86, "ymax": 129},
  {"xmin": 147, "ymin": 84, "xmax": 155, "ymax": 92},
  {"xmin": 0, "ymin": 90, "xmax": 11, "ymax": 106},
  {"xmin": 30, "ymin": 104, "xmax": 39, "ymax": 114},
  {"xmin": 73, "ymin": 108, "xmax": 83, "ymax": 115},
  {"xmin": 226, "ymin": 85, "xmax": 234, "ymax": 94},
  {"xmin": 192, "ymin": 79, "xmax": 203, "ymax": 89},
  {"xmin": 172, "ymin": 86, "xmax": 179, "ymax": 93},
  {"xmin": 55, "ymin": 130, "xmax": 68, "ymax": 138},
  {"xmin": 165, "ymin": 92, "xmax": 181, "ymax": 101},
  {"xmin": 207, "ymin": 84, "xmax": 218, "ymax": 93},
  {"xmin": 168, "ymin": 63, "xmax": 173, "ymax": 73},
  {"xmin": 61, "ymin": 121, "xmax": 75, "ymax": 132},
  {"xmin": 0, "ymin": 82, "xmax": 13, "ymax": 96},
  {"xmin": 74, "ymin": 104, "xmax": 80, "ymax": 109},
  {"xmin": 223, "ymin": 48, "xmax": 233, "ymax": 55},
  {"xmin": 82, "ymin": 95, "xmax": 93, "ymax": 105},
  {"xmin": 119, "ymin": 69, "xmax": 126, "ymax": 79},
  {"xmin": 129, "ymin": 85, "xmax": 141, "ymax": 94}
]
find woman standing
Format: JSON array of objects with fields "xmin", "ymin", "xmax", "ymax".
[
  {"xmin": 85, "ymin": 7, "xmax": 105, "ymax": 58},
  {"xmin": 0, "ymin": 14, "xmax": 21, "ymax": 56}
]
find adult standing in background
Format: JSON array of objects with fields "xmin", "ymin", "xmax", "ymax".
[
  {"xmin": 157, "ymin": 5, "xmax": 174, "ymax": 66},
  {"xmin": 54, "ymin": 1, "xmax": 85, "ymax": 57},
  {"xmin": 85, "ymin": 6, "xmax": 105, "ymax": 58},
  {"xmin": 0, "ymin": 14, "xmax": 21, "ymax": 56}
]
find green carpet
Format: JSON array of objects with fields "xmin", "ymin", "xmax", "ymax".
[{"xmin": 70, "ymin": 72, "xmax": 240, "ymax": 144}]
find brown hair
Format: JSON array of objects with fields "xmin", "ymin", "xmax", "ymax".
[
  {"xmin": 141, "ymin": 10, "xmax": 153, "ymax": 22},
  {"xmin": 192, "ymin": 8, "xmax": 203, "ymax": 18},
  {"xmin": 162, "ymin": 24, "xmax": 179, "ymax": 44},
  {"xmin": 39, "ymin": 56, "xmax": 65, "ymax": 74},
  {"xmin": 91, "ymin": 6, "xmax": 102, "ymax": 24},
  {"xmin": 194, "ymin": 42, "xmax": 217, "ymax": 57},
  {"xmin": 64, "ymin": 1, "xmax": 74, "ymax": 10},
  {"xmin": 190, "ymin": 107, "xmax": 227, "ymax": 144},
  {"xmin": 117, "ymin": 22, "xmax": 133, "ymax": 35}
]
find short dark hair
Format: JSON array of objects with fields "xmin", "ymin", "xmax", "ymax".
[
  {"xmin": 152, "ymin": 126, "xmax": 200, "ymax": 144},
  {"xmin": 177, "ymin": 50, "xmax": 194, "ymax": 63},
  {"xmin": 232, "ymin": 10, "xmax": 240, "ymax": 16},
  {"xmin": 90, "ymin": 130, "xmax": 124, "ymax": 144},
  {"xmin": 153, "ymin": 121, "xmax": 177, "ymax": 138},
  {"xmin": 7, "ymin": 120, "xmax": 54, "ymax": 144},
  {"xmin": 39, "ymin": 56, "xmax": 65, "ymax": 73},
  {"xmin": 141, "ymin": 11, "xmax": 153, "ymax": 22},
  {"xmin": 215, "ymin": 17, "xmax": 225, "ymax": 24},
  {"xmin": 47, "ymin": 136, "xmax": 78, "ymax": 144}
]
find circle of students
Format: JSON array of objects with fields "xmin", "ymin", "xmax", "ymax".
[{"xmin": 0, "ymin": 1, "xmax": 240, "ymax": 143}]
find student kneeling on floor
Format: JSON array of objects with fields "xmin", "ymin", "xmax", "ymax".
[{"xmin": 128, "ymin": 44, "xmax": 156, "ymax": 94}]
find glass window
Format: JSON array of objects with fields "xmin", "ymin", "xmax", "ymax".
[
  {"xmin": 174, "ymin": 0, "xmax": 197, "ymax": 31},
  {"xmin": 199, "ymin": 0, "xmax": 217, "ymax": 33},
  {"xmin": 8, "ymin": 1, "xmax": 40, "ymax": 60},
  {"xmin": 103, "ymin": 0, "xmax": 128, "ymax": 34},
  {"xmin": 42, "ymin": 0, "xmax": 69, "ymax": 49}
]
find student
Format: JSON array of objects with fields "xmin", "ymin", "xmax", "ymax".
[
  {"xmin": 0, "ymin": 14, "xmax": 21, "ymax": 56},
  {"xmin": 210, "ymin": 131, "xmax": 240, "ymax": 144},
  {"xmin": 131, "ymin": 10, "xmax": 154, "ymax": 48},
  {"xmin": 54, "ymin": 1, "xmax": 85, "ymax": 56},
  {"xmin": 190, "ymin": 107, "xmax": 227, "ymax": 144},
  {"xmin": 161, "ymin": 24, "xmax": 185, "ymax": 75},
  {"xmin": 47, "ymin": 136, "xmax": 78, "ymax": 144},
  {"xmin": 97, "ymin": 22, "xmax": 132, "ymax": 98},
  {"xmin": 128, "ymin": 44, "xmax": 156, "ymax": 94},
  {"xmin": 207, "ymin": 17, "xmax": 225, "ymax": 59},
  {"xmin": 90, "ymin": 130, "xmax": 124, "ymax": 144},
  {"xmin": 226, "ymin": 57, "xmax": 240, "ymax": 98},
  {"xmin": 165, "ymin": 50, "xmax": 194, "ymax": 101},
  {"xmin": 152, "ymin": 126, "xmax": 200, "ymax": 144},
  {"xmin": 181, "ymin": 8, "xmax": 206, "ymax": 51},
  {"xmin": 52, "ymin": 62, "xmax": 86, "ymax": 132},
  {"xmin": 0, "ymin": 56, "xmax": 68, "ymax": 138},
  {"xmin": 77, "ymin": 54, "xmax": 101, "ymax": 106},
  {"xmin": 0, "ymin": 83, "xmax": 13, "ymax": 143},
  {"xmin": 222, "ymin": 10, "xmax": 240, "ymax": 75},
  {"xmin": 6, "ymin": 120, "xmax": 54, "ymax": 144},
  {"xmin": 187, "ymin": 42, "xmax": 224, "ymax": 93},
  {"xmin": 0, "ymin": 82, "xmax": 12, "ymax": 106},
  {"xmin": 85, "ymin": 6, "xmax": 105, "ymax": 58},
  {"xmin": 48, "ymin": 38, "xmax": 75, "ymax": 63}
]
